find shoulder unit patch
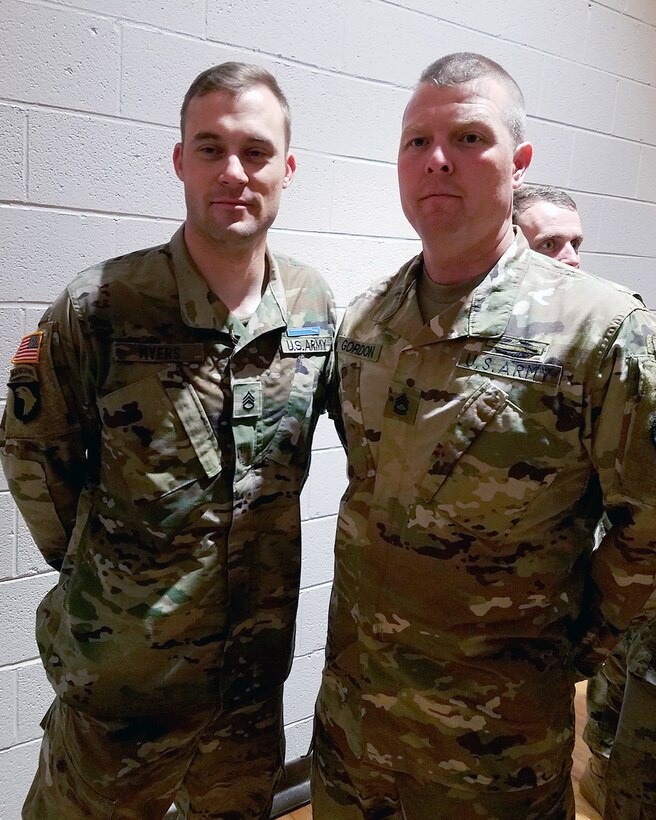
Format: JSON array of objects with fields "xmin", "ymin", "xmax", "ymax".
[{"xmin": 8, "ymin": 365, "xmax": 41, "ymax": 422}]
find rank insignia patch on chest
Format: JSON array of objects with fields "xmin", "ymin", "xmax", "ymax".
[
  {"xmin": 11, "ymin": 331, "xmax": 43, "ymax": 365},
  {"xmin": 242, "ymin": 390, "xmax": 256, "ymax": 412},
  {"xmin": 384, "ymin": 382, "xmax": 420, "ymax": 425},
  {"xmin": 233, "ymin": 381, "xmax": 262, "ymax": 418},
  {"xmin": 8, "ymin": 365, "xmax": 41, "ymax": 422},
  {"xmin": 393, "ymin": 393, "xmax": 410, "ymax": 416}
]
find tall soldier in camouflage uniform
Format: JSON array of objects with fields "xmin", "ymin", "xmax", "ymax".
[
  {"xmin": 1, "ymin": 63, "xmax": 335, "ymax": 819},
  {"xmin": 312, "ymin": 52, "xmax": 656, "ymax": 819}
]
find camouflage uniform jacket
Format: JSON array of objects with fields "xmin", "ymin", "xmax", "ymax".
[
  {"xmin": 318, "ymin": 232, "xmax": 656, "ymax": 793},
  {"xmin": 1, "ymin": 226, "xmax": 336, "ymax": 718}
]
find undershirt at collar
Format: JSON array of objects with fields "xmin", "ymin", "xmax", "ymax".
[{"xmin": 418, "ymin": 268, "xmax": 488, "ymax": 323}]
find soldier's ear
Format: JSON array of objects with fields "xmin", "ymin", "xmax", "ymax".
[
  {"xmin": 512, "ymin": 142, "xmax": 532, "ymax": 189},
  {"xmin": 173, "ymin": 143, "xmax": 184, "ymax": 181},
  {"xmin": 282, "ymin": 154, "xmax": 296, "ymax": 189}
]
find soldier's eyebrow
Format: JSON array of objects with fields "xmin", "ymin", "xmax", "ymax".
[
  {"xmin": 191, "ymin": 131, "xmax": 220, "ymax": 142},
  {"xmin": 453, "ymin": 114, "xmax": 497, "ymax": 132},
  {"xmin": 535, "ymin": 231, "xmax": 584, "ymax": 244},
  {"xmin": 190, "ymin": 131, "xmax": 275, "ymax": 150}
]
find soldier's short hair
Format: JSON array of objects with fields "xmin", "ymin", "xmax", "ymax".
[
  {"xmin": 418, "ymin": 52, "xmax": 526, "ymax": 146},
  {"xmin": 180, "ymin": 62, "xmax": 291, "ymax": 149},
  {"xmin": 513, "ymin": 184, "xmax": 578, "ymax": 224}
]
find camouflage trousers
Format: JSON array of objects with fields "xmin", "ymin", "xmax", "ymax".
[
  {"xmin": 584, "ymin": 623, "xmax": 656, "ymax": 819},
  {"xmin": 311, "ymin": 713, "xmax": 575, "ymax": 820},
  {"xmin": 22, "ymin": 688, "xmax": 285, "ymax": 820}
]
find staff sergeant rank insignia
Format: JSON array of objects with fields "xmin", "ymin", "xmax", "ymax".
[
  {"xmin": 8, "ymin": 365, "xmax": 41, "ymax": 422},
  {"xmin": 233, "ymin": 381, "xmax": 262, "ymax": 418},
  {"xmin": 242, "ymin": 390, "xmax": 256, "ymax": 412}
]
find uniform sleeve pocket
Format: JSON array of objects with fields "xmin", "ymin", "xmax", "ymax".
[
  {"xmin": 615, "ymin": 356, "xmax": 656, "ymax": 505},
  {"xmin": 97, "ymin": 365, "xmax": 220, "ymax": 503},
  {"xmin": 264, "ymin": 356, "xmax": 326, "ymax": 464},
  {"xmin": 266, "ymin": 355, "xmax": 322, "ymax": 466}
]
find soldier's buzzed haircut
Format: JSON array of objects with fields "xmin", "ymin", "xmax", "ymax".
[
  {"xmin": 180, "ymin": 62, "xmax": 292, "ymax": 149},
  {"xmin": 419, "ymin": 52, "xmax": 527, "ymax": 146},
  {"xmin": 512, "ymin": 184, "xmax": 578, "ymax": 223}
]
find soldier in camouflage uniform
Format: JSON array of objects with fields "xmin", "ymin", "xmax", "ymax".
[
  {"xmin": 512, "ymin": 183, "xmax": 583, "ymax": 269},
  {"xmin": 513, "ymin": 182, "xmax": 656, "ymax": 820},
  {"xmin": 312, "ymin": 52, "xmax": 656, "ymax": 820},
  {"xmin": 581, "ymin": 603, "xmax": 656, "ymax": 818},
  {"xmin": 1, "ymin": 63, "xmax": 335, "ymax": 819}
]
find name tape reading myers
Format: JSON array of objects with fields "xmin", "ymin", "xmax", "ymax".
[{"xmin": 112, "ymin": 343, "xmax": 206, "ymax": 363}]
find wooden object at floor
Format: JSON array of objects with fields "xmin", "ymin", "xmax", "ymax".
[
  {"xmin": 281, "ymin": 809, "xmax": 313, "ymax": 820},
  {"xmin": 280, "ymin": 681, "xmax": 601, "ymax": 819},
  {"xmin": 573, "ymin": 679, "xmax": 602, "ymax": 820}
]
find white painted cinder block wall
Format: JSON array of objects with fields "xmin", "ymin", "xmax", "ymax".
[{"xmin": 1, "ymin": 0, "xmax": 655, "ymax": 815}]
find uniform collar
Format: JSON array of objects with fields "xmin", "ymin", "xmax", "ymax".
[
  {"xmin": 169, "ymin": 225, "xmax": 287, "ymax": 342},
  {"xmin": 373, "ymin": 229, "xmax": 531, "ymax": 343}
]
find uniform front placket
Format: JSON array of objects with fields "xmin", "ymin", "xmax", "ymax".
[
  {"xmin": 370, "ymin": 291, "xmax": 463, "ymax": 523},
  {"xmin": 221, "ymin": 291, "xmax": 287, "ymax": 702}
]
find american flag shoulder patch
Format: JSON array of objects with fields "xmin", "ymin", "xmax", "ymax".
[{"xmin": 12, "ymin": 331, "xmax": 44, "ymax": 365}]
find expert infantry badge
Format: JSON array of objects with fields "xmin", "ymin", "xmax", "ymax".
[{"xmin": 8, "ymin": 365, "xmax": 41, "ymax": 422}]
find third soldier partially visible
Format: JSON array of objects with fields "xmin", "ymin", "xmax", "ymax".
[
  {"xmin": 513, "ymin": 183, "xmax": 583, "ymax": 268},
  {"xmin": 516, "ymin": 182, "xmax": 656, "ymax": 820}
]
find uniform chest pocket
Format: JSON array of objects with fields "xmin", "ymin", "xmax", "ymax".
[
  {"xmin": 417, "ymin": 377, "xmax": 559, "ymax": 541},
  {"xmin": 97, "ymin": 365, "xmax": 220, "ymax": 503}
]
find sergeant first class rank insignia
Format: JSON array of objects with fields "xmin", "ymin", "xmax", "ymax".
[{"xmin": 281, "ymin": 326, "xmax": 332, "ymax": 354}]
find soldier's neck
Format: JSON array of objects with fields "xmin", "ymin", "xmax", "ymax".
[
  {"xmin": 183, "ymin": 224, "xmax": 268, "ymax": 318},
  {"xmin": 422, "ymin": 224, "xmax": 513, "ymax": 285}
]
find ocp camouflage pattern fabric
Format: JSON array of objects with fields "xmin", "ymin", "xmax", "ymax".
[
  {"xmin": 584, "ymin": 609, "xmax": 656, "ymax": 818},
  {"xmin": 1, "ymin": 226, "xmax": 336, "ymax": 719},
  {"xmin": 23, "ymin": 687, "xmax": 285, "ymax": 819},
  {"xmin": 315, "ymin": 231, "xmax": 656, "ymax": 803}
]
